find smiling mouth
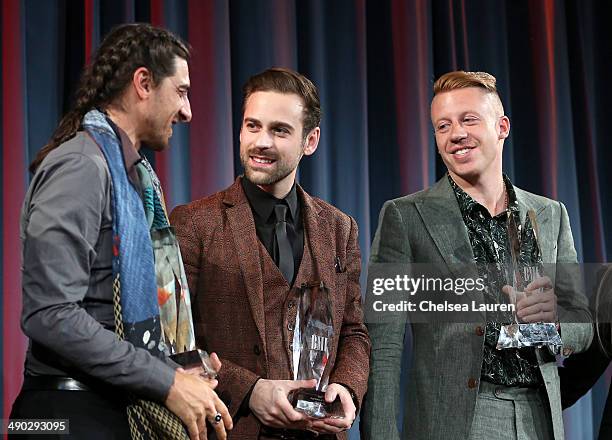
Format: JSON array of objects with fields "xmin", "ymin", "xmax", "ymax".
[
  {"xmin": 251, "ymin": 156, "xmax": 276, "ymax": 165},
  {"xmin": 451, "ymin": 147, "xmax": 475, "ymax": 156}
]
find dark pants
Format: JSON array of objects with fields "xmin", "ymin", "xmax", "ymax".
[{"xmin": 9, "ymin": 388, "xmax": 131, "ymax": 439}]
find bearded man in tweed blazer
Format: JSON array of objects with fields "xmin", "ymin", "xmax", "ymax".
[{"xmin": 171, "ymin": 68, "xmax": 370, "ymax": 440}]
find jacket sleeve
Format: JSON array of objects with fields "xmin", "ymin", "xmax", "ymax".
[
  {"xmin": 554, "ymin": 202, "xmax": 593, "ymax": 355},
  {"xmin": 360, "ymin": 200, "xmax": 410, "ymax": 440},
  {"xmin": 328, "ymin": 216, "xmax": 371, "ymax": 413}
]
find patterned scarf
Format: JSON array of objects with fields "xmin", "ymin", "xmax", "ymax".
[{"xmin": 82, "ymin": 109, "xmax": 195, "ymax": 439}]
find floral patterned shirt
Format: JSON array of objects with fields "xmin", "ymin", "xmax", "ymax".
[{"xmin": 449, "ymin": 174, "xmax": 542, "ymax": 387}]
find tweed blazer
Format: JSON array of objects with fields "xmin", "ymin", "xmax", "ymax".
[
  {"xmin": 170, "ymin": 177, "xmax": 370, "ymax": 439},
  {"xmin": 361, "ymin": 176, "xmax": 592, "ymax": 440}
]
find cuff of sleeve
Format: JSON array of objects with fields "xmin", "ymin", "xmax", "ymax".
[
  {"xmin": 216, "ymin": 360, "xmax": 261, "ymax": 418},
  {"xmin": 558, "ymin": 322, "xmax": 594, "ymax": 357},
  {"xmin": 332, "ymin": 382, "xmax": 360, "ymax": 413},
  {"xmin": 142, "ymin": 357, "xmax": 177, "ymax": 403},
  {"xmin": 237, "ymin": 377, "xmax": 261, "ymax": 417}
]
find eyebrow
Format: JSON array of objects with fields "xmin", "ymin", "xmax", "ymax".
[
  {"xmin": 244, "ymin": 117, "xmax": 295, "ymax": 132},
  {"xmin": 270, "ymin": 121, "xmax": 295, "ymax": 132},
  {"xmin": 434, "ymin": 111, "xmax": 481, "ymax": 123}
]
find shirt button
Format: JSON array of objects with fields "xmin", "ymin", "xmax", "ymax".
[
  {"xmin": 467, "ymin": 378, "xmax": 478, "ymax": 389},
  {"xmin": 288, "ymin": 322, "xmax": 294, "ymax": 331},
  {"xmin": 253, "ymin": 345, "xmax": 261, "ymax": 356},
  {"xmin": 288, "ymin": 300, "xmax": 295, "ymax": 309},
  {"xmin": 475, "ymin": 326, "xmax": 484, "ymax": 336}
]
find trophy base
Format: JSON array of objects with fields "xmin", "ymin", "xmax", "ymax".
[
  {"xmin": 169, "ymin": 349, "xmax": 218, "ymax": 379},
  {"xmin": 496, "ymin": 323, "xmax": 562, "ymax": 353},
  {"xmin": 288, "ymin": 388, "xmax": 344, "ymax": 419}
]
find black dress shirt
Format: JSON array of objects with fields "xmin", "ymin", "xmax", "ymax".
[
  {"xmin": 449, "ymin": 174, "xmax": 543, "ymax": 387},
  {"xmin": 241, "ymin": 177, "xmax": 304, "ymax": 285}
]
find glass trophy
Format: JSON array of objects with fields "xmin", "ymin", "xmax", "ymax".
[
  {"xmin": 169, "ymin": 349, "xmax": 218, "ymax": 379},
  {"xmin": 288, "ymin": 281, "xmax": 344, "ymax": 419},
  {"xmin": 151, "ymin": 229, "xmax": 218, "ymax": 380},
  {"xmin": 497, "ymin": 210, "xmax": 562, "ymax": 352}
]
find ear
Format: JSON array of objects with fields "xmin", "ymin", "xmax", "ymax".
[
  {"xmin": 302, "ymin": 127, "xmax": 320, "ymax": 156},
  {"xmin": 133, "ymin": 67, "xmax": 154, "ymax": 100},
  {"xmin": 498, "ymin": 115, "xmax": 510, "ymax": 140}
]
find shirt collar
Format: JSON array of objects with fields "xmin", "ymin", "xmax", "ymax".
[
  {"xmin": 448, "ymin": 173, "xmax": 519, "ymax": 218},
  {"xmin": 104, "ymin": 115, "xmax": 142, "ymax": 173},
  {"xmin": 241, "ymin": 176, "xmax": 299, "ymax": 223}
]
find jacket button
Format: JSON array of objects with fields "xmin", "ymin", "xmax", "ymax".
[
  {"xmin": 475, "ymin": 326, "xmax": 484, "ymax": 336},
  {"xmin": 253, "ymin": 345, "xmax": 261, "ymax": 356},
  {"xmin": 287, "ymin": 322, "xmax": 294, "ymax": 331},
  {"xmin": 467, "ymin": 378, "xmax": 478, "ymax": 389}
]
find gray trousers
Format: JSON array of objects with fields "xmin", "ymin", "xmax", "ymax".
[{"xmin": 468, "ymin": 382, "xmax": 554, "ymax": 440}]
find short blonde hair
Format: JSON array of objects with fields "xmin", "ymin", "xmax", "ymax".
[{"xmin": 433, "ymin": 70, "xmax": 504, "ymax": 114}]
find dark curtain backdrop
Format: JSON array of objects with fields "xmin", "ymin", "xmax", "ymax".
[{"xmin": 2, "ymin": 1, "xmax": 611, "ymax": 438}]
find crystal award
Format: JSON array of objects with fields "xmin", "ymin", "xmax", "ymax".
[
  {"xmin": 289, "ymin": 281, "xmax": 344, "ymax": 419},
  {"xmin": 497, "ymin": 210, "xmax": 562, "ymax": 352}
]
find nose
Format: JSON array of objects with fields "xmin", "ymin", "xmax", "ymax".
[
  {"xmin": 449, "ymin": 122, "xmax": 468, "ymax": 143},
  {"xmin": 255, "ymin": 129, "xmax": 274, "ymax": 149},
  {"xmin": 178, "ymin": 97, "xmax": 192, "ymax": 123}
]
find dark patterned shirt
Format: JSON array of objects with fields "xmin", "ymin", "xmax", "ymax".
[{"xmin": 449, "ymin": 174, "xmax": 542, "ymax": 387}]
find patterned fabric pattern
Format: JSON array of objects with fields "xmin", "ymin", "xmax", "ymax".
[
  {"xmin": 82, "ymin": 110, "xmax": 161, "ymax": 348},
  {"xmin": 113, "ymin": 273, "xmax": 189, "ymax": 440},
  {"xmin": 449, "ymin": 174, "xmax": 542, "ymax": 387},
  {"xmin": 136, "ymin": 157, "xmax": 171, "ymax": 230},
  {"xmin": 84, "ymin": 109, "xmax": 194, "ymax": 439}
]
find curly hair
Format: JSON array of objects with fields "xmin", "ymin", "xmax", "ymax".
[{"xmin": 30, "ymin": 23, "xmax": 190, "ymax": 173}]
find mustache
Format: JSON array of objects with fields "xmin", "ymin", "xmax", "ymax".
[{"xmin": 245, "ymin": 148, "xmax": 279, "ymax": 160}]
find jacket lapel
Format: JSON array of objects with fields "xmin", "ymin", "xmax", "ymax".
[
  {"xmin": 415, "ymin": 177, "xmax": 475, "ymax": 275},
  {"xmin": 514, "ymin": 188, "xmax": 553, "ymax": 263},
  {"xmin": 224, "ymin": 178, "xmax": 267, "ymax": 352},
  {"xmin": 298, "ymin": 187, "xmax": 343, "ymax": 338}
]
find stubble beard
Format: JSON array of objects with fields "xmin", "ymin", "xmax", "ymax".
[
  {"xmin": 241, "ymin": 154, "xmax": 294, "ymax": 185},
  {"xmin": 240, "ymin": 145, "xmax": 306, "ymax": 186},
  {"xmin": 141, "ymin": 114, "xmax": 171, "ymax": 152},
  {"xmin": 144, "ymin": 136, "xmax": 170, "ymax": 152}
]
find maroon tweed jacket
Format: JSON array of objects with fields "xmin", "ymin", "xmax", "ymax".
[{"xmin": 170, "ymin": 177, "xmax": 370, "ymax": 439}]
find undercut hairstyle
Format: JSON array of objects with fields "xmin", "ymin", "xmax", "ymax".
[
  {"xmin": 433, "ymin": 70, "xmax": 504, "ymax": 114},
  {"xmin": 242, "ymin": 67, "xmax": 321, "ymax": 139},
  {"xmin": 30, "ymin": 23, "xmax": 190, "ymax": 173}
]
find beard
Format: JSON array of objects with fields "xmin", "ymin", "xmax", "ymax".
[
  {"xmin": 141, "ymin": 128, "xmax": 171, "ymax": 152},
  {"xmin": 240, "ymin": 148, "xmax": 301, "ymax": 186},
  {"xmin": 141, "ymin": 112, "xmax": 172, "ymax": 152}
]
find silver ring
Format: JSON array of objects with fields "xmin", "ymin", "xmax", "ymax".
[{"xmin": 213, "ymin": 413, "xmax": 222, "ymax": 425}]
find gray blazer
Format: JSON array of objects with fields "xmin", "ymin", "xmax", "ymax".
[{"xmin": 361, "ymin": 177, "xmax": 592, "ymax": 440}]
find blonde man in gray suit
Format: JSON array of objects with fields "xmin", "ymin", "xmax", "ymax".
[{"xmin": 361, "ymin": 71, "xmax": 592, "ymax": 440}]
